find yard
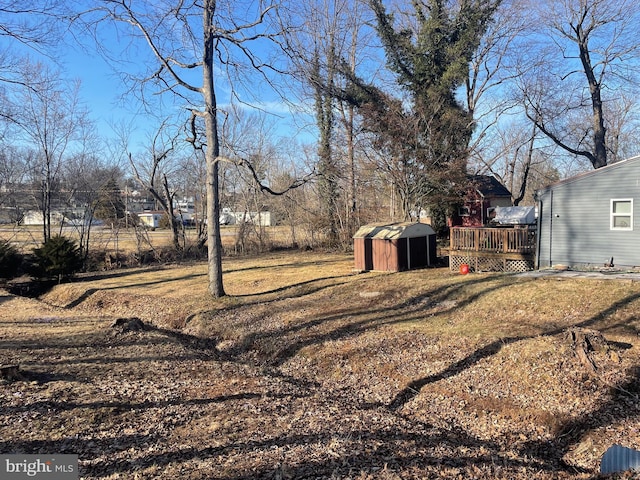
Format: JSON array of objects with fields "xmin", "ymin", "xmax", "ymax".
[
  {"xmin": 0, "ymin": 224, "xmax": 292, "ymax": 253},
  {"xmin": 1, "ymin": 251, "xmax": 639, "ymax": 479}
]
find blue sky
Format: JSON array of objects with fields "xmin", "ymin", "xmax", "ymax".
[
  {"xmin": 0, "ymin": 2, "xmax": 326, "ymax": 159},
  {"xmin": 55, "ymin": 20, "xmax": 315, "ymax": 152},
  {"xmin": 0, "ymin": 0, "xmax": 318, "ymax": 202},
  {"xmin": 61, "ymin": 46, "xmax": 139, "ymax": 137}
]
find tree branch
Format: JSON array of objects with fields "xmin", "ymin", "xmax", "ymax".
[
  {"xmin": 218, "ymin": 155, "xmax": 316, "ymax": 196},
  {"xmin": 106, "ymin": 0, "xmax": 201, "ymax": 94},
  {"xmin": 526, "ymin": 109, "xmax": 596, "ymax": 165}
]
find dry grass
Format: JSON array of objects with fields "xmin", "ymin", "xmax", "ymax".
[
  {"xmin": 0, "ymin": 225, "xmax": 301, "ymax": 256},
  {"xmin": 1, "ymin": 251, "xmax": 640, "ymax": 479}
]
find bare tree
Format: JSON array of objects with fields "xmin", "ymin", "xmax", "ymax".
[
  {"xmin": 333, "ymin": 0, "xmax": 374, "ymax": 242},
  {"xmin": 176, "ymin": 148, "xmax": 208, "ymax": 249},
  {"xmin": 475, "ymin": 116, "xmax": 543, "ymax": 205},
  {"xmin": 600, "ymin": 94, "xmax": 640, "ymax": 161},
  {"xmin": 77, "ymin": 0, "xmax": 286, "ymax": 297},
  {"xmin": 0, "ymin": 1, "xmax": 62, "ymax": 45},
  {"xmin": 7, "ymin": 60, "xmax": 88, "ymax": 241},
  {"xmin": 0, "ymin": 1, "xmax": 65, "ymax": 87},
  {"xmin": 466, "ymin": 0, "xmax": 533, "ymax": 169},
  {"xmin": 282, "ymin": 0, "xmax": 375, "ymax": 246},
  {"xmin": 62, "ymin": 155, "xmax": 123, "ymax": 263},
  {"xmin": 0, "ymin": 143, "xmax": 29, "ymax": 223},
  {"xmin": 467, "ymin": 0, "xmax": 528, "ymax": 132},
  {"xmin": 302, "ymin": 0, "xmax": 341, "ymax": 245},
  {"xmin": 523, "ymin": 0, "xmax": 640, "ymax": 169},
  {"xmin": 216, "ymin": 107, "xmax": 272, "ymax": 252},
  {"xmin": 129, "ymin": 121, "xmax": 184, "ymax": 251}
]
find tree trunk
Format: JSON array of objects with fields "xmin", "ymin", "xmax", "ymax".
[
  {"xmin": 576, "ymin": 27, "xmax": 607, "ymax": 169},
  {"xmin": 567, "ymin": 327, "xmax": 607, "ymax": 373},
  {"xmin": 347, "ymin": 103, "xmax": 357, "ymax": 232},
  {"xmin": 43, "ymin": 163, "xmax": 52, "ymax": 242},
  {"xmin": 346, "ymin": 22, "xmax": 358, "ymax": 236},
  {"xmin": 203, "ymin": 0, "xmax": 225, "ymax": 298},
  {"xmin": 314, "ymin": 47, "xmax": 338, "ymax": 246},
  {"xmin": 162, "ymin": 174, "xmax": 183, "ymax": 251},
  {"xmin": 513, "ymin": 121, "xmax": 536, "ymax": 206}
]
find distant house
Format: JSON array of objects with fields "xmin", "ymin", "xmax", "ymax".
[
  {"xmin": 535, "ymin": 155, "xmax": 640, "ymax": 269},
  {"xmin": 137, "ymin": 211, "xmax": 166, "ymax": 229},
  {"xmin": 449, "ymin": 175, "xmax": 513, "ymax": 227},
  {"xmin": 175, "ymin": 200, "xmax": 198, "ymax": 226},
  {"xmin": 23, "ymin": 210, "xmax": 65, "ymax": 226},
  {"xmin": 219, "ymin": 208, "xmax": 273, "ymax": 227}
]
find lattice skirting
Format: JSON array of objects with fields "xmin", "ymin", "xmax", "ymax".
[{"xmin": 450, "ymin": 255, "xmax": 534, "ymax": 273}]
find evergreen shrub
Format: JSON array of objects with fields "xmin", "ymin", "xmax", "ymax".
[{"xmin": 31, "ymin": 235, "xmax": 83, "ymax": 282}]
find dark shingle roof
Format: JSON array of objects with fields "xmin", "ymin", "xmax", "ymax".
[{"xmin": 468, "ymin": 175, "xmax": 512, "ymax": 198}]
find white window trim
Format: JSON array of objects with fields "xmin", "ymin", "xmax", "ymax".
[{"xmin": 610, "ymin": 198, "xmax": 633, "ymax": 231}]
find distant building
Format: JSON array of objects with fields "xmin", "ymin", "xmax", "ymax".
[
  {"xmin": 137, "ymin": 211, "xmax": 166, "ymax": 229},
  {"xmin": 219, "ymin": 208, "xmax": 273, "ymax": 226},
  {"xmin": 23, "ymin": 210, "xmax": 65, "ymax": 226},
  {"xmin": 449, "ymin": 175, "xmax": 513, "ymax": 227}
]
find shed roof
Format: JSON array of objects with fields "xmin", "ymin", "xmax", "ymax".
[{"xmin": 353, "ymin": 222, "xmax": 435, "ymax": 240}]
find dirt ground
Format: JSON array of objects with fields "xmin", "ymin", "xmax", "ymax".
[{"xmin": 1, "ymin": 254, "xmax": 640, "ymax": 479}]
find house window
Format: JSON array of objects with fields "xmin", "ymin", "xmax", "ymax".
[
  {"xmin": 458, "ymin": 206, "xmax": 470, "ymax": 217},
  {"xmin": 611, "ymin": 199, "xmax": 633, "ymax": 230}
]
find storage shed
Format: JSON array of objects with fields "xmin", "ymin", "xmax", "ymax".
[{"xmin": 353, "ymin": 222, "xmax": 437, "ymax": 272}]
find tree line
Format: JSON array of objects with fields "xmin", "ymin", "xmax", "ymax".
[{"xmin": 0, "ymin": 0, "xmax": 639, "ymax": 296}]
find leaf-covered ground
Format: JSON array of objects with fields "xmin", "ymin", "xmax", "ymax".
[{"xmin": 1, "ymin": 253, "xmax": 640, "ymax": 479}]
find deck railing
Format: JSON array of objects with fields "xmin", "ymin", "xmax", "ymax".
[{"xmin": 450, "ymin": 227, "xmax": 536, "ymax": 254}]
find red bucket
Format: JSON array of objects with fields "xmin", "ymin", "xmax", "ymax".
[{"xmin": 459, "ymin": 263, "xmax": 469, "ymax": 275}]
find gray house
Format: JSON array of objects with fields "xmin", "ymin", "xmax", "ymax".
[{"xmin": 535, "ymin": 155, "xmax": 640, "ymax": 269}]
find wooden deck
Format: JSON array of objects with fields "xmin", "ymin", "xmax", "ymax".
[{"xmin": 449, "ymin": 227, "xmax": 536, "ymax": 272}]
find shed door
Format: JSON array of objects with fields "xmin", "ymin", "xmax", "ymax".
[
  {"xmin": 397, "ymin": 239, "xmax": 408, "ymax": 271},
  {"xmin": 364, "ymin": 238, "xmax": 374, "ymax": 271},
  {"xmin": 408, "ymin": 236, "xmax": 428, "ymax": 269}
]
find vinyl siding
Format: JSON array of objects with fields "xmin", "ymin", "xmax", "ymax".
[{"xmin": 537, "ymin": 156, "xmax": 640, "ymax": 268}]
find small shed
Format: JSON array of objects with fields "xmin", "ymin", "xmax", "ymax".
[{"xmin": 353, "ymin": 222, "xmax": 437, "ymax": 272}]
